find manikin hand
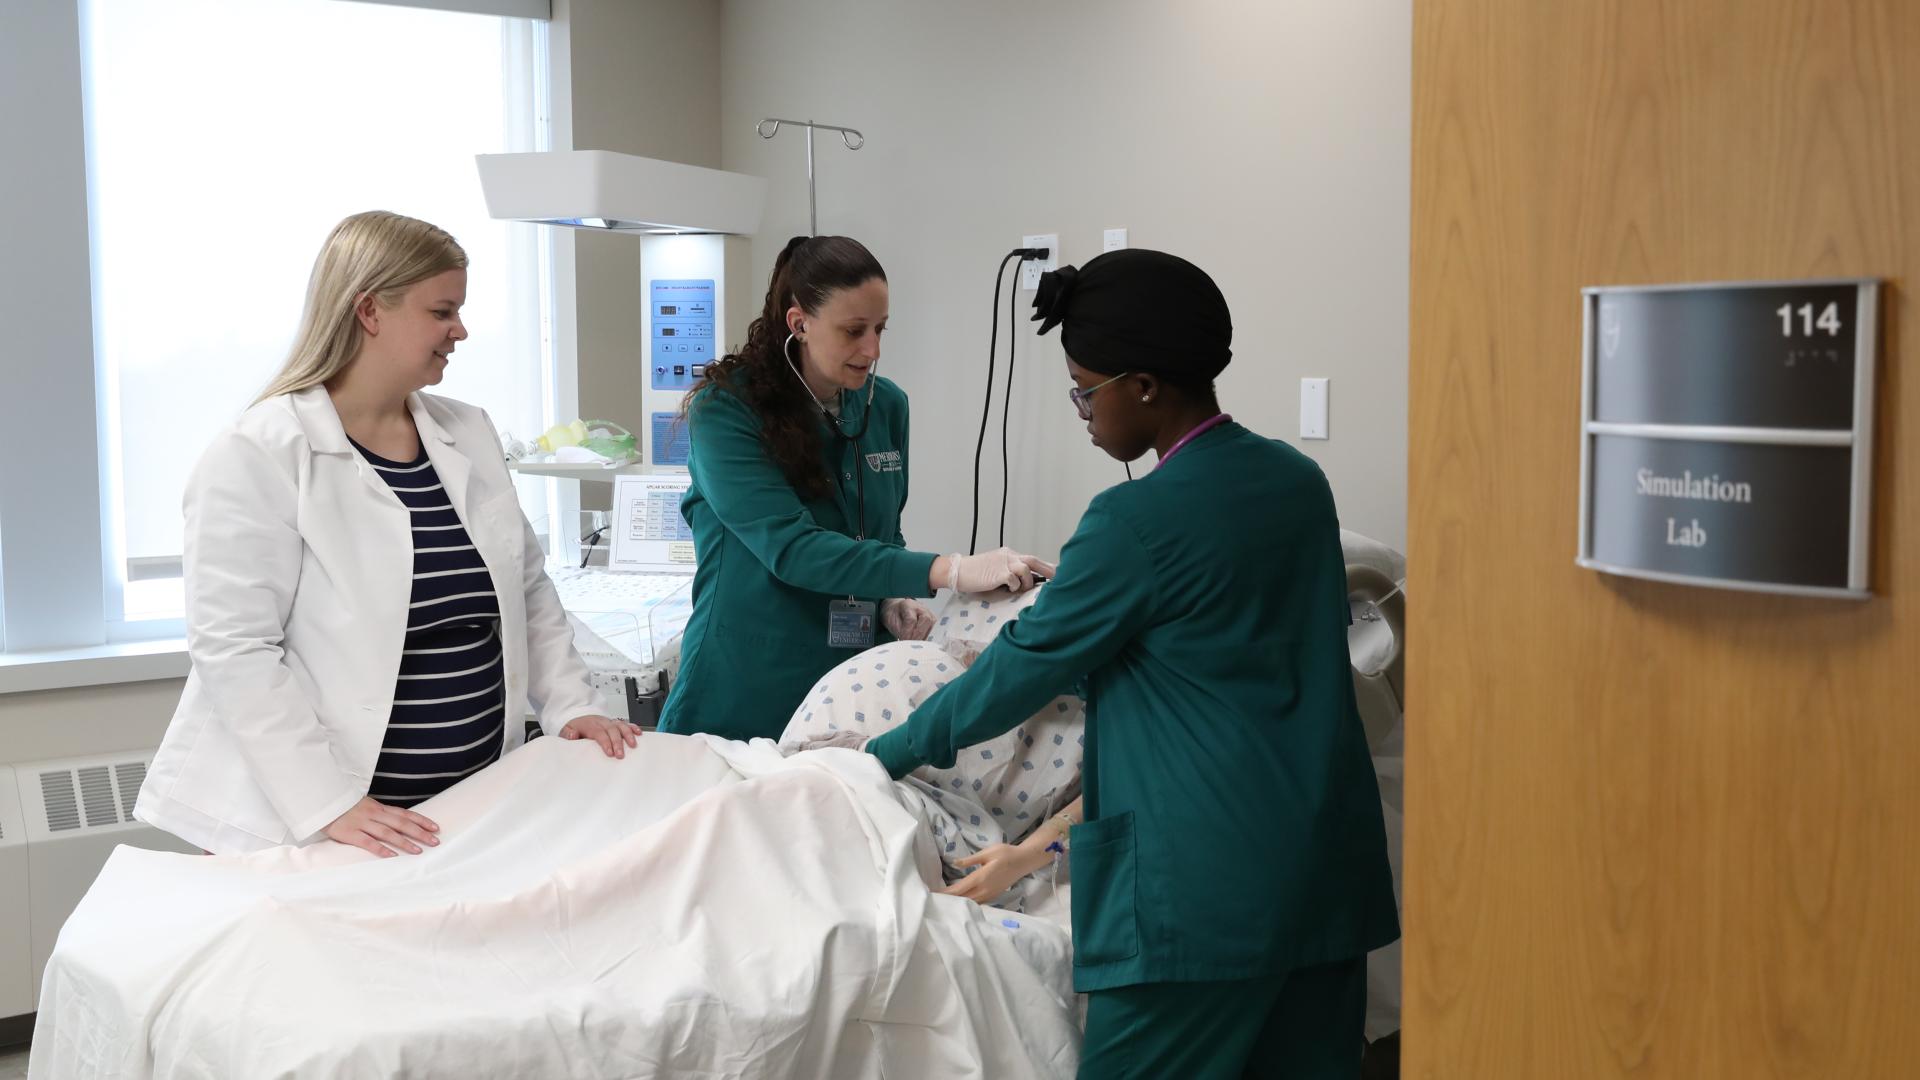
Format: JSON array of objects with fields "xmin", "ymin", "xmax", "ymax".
[
  {"xmin": 942, "ymin": 842, "xmax": 1052, "ymax": 904},
  {"xmin": 881, "ymin": 597, "xmax": 936, "ymax": 640}
]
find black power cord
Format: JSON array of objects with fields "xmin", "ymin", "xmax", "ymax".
[
  {"xmin": 968, "ymin": 252, "xmax": 1019, "ymax": 557},
  {"xmin": 998, "ymin": 263, "xmax": 1019, "ymax": 548},
  {"xmin": 579, "ymin": 524, "xmax": 606, "ymax": 568},
  {"xmin": 969, "ymin": 246, "xmax": 1049, "ymax": 555}
]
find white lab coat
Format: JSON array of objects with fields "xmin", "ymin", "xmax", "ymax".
[{"xmin": 135, "ymin": 387, "xmax": 603, "ymax": 854}]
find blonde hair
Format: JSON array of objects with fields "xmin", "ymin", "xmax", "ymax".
[{"xmin": 254, "ymin": 211, "xmax": 468, "ymax": 404}]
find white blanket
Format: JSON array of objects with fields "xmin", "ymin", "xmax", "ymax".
[{"xmin": 32, "ymin": 735, "xmax": 1079, "ymax": 1079}]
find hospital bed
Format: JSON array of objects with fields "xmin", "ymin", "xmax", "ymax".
[{"xmin": 28, "ymin": 531, "xmax": 1405, "ymax": 1080}]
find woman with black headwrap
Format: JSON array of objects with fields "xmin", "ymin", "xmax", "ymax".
[{"xmin": 863, "ymin": 249, "xmax": 1400, "ymax": 1077}]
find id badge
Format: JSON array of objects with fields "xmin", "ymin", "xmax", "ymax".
[{"xmin": 828, "ymin": 599, "xmax": 877, "ymax": 649}]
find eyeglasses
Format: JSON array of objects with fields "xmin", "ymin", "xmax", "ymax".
[{"xmin": 1068, "ymin": 371, "xmax": 1131, "ymax": 420}]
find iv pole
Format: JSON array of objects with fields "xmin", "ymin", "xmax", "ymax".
[{"xmin": 755, "ymin": 117, "xmax": 865, "ymax": 236}]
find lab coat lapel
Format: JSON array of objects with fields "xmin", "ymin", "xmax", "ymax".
[
  {"xmin": 409, "ymin": 395, "xmax": 472, "ymax": 525},
  {"xmin": 287, "ymin": 387, "xmax": 411, "ymax": 663},
  {"xmin": 409, "ymin": 397, "xmax": 516, "ymax": 631},
  {"xmin": 289, "ymin": 386, "xmax": 403, "ymax": 507}
]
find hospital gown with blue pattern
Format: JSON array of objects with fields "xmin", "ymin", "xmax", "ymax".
[{"xmin": 781, "ymin": 589, "xmax": 1083, "ymax": 911}]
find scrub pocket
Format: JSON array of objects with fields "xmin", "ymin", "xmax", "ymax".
[{"xmin": 1070, "ymin": 810, "xmax": 1142, "ymax": 965}]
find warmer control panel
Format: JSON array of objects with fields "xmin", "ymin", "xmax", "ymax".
[{"xmin": 650, "ymin": 279, "xmax": 715, "ymax": 391}]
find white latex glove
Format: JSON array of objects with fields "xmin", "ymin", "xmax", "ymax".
[
  {"xmin": 946, "ymin": 547, "xmax": 1056, "ymax": 595},
  {"xmin": 881, "ymin": 597, "xmax": 936, "ymax": 641}
]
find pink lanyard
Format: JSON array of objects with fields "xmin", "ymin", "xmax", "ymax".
[{"xmin": 1153, "ymin": 413, "xmax": 1232, "ymax": 472}]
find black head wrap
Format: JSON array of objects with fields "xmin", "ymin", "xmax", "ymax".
[{"xmin": 1030, "ymin": 249, "xmax": 1232, "ymax": 382}]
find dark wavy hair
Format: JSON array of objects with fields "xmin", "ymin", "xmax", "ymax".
[{"xmin": 686, "ymin": 236, "xmax": 886, "ymax": 500}]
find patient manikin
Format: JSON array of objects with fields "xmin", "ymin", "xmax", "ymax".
[{"xmin": 779, "ymin": 586, "xmax": 1084, "ymax": 913}]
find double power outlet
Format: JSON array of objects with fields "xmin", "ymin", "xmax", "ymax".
[
  {"xmin": 1019, "ymin": 233, "xmax": 1059, "ymax": 291},
  {"xmin": 1018, "ymin": 228, "xmax": 1132, "ymax": 290}
]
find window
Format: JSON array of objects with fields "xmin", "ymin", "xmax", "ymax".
[{"xmin": 82, "ymin": 0, "xmax": 554, "ymax": 628}]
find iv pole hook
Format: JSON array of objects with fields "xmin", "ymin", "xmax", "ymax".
[{"xmin": 756, "ymin": 117, "xmax": 865, "ymax": 235}]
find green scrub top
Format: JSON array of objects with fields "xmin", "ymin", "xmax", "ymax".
[
  {"xmin": 659, "ymin": 377, "xmax": 938, "ymax": 742},
  {"xmin": 868, "ymin": 422, "xmax": 1399, "ymax": 992}
]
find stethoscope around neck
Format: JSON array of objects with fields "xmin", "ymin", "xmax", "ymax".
[
  {"xmin": 784, "ymin": 331, "xmax": 877, "ymax": 441},
  {"xmin": 785, "ymin": 331, "xmax": 877, "ymax": 541}
]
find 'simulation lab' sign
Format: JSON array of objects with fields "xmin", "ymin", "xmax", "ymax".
[{"xmin": 1577, "ymin": 280, "xmax": 1880, "ymax": 598}]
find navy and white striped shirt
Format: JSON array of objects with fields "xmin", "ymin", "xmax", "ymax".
[{"xmin": 352, "ymin": 438, "xmax": 506, "ymax": 808}]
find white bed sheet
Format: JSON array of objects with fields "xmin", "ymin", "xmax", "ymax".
[{"xmin": 32, "ymin": 735, "xmax": 1079, "ymax": 1079}]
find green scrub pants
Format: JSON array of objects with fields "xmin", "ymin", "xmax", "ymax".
[{"xmin": 1078, "ymin": 956, "xmax": 1367, "ymax": 1079}]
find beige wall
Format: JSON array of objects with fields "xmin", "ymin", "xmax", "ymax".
[
  {"xmin": 551, "ymin": 0, "xmax": 722, "ymax": 510},
  {"xmin": 719, "ymin": 0, "xmax": 1412, "ymax": 557},
  {"xmin": 0, "ymin": 679, "xmax": 183, "ymax": 767},
  {"xmin": 562, "ymin": 0, "xmax": 721, "ymax": 168}
]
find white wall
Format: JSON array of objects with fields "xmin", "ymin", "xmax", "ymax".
[{"xmin": 720, "ymin": 0, "xmax": 1411, "ymax": 558}]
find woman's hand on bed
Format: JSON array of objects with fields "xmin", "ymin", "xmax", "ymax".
[
  {"xmin": 880, "ymin": 598, "xmax": 936, "ymax": 641},
  {"xmin": 560, "ymin": 714, "xmax": 643, "ymax": 758},
  {"xmin": 942, "ymin": 843, "xmax": 1051, "ymax": 904},
  {"xmin": 325, "ymin": 797, "xmax": 441, "ymax": 858}
]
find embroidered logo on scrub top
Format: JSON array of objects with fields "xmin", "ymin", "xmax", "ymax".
[{"xmin": 865, "ymin": 450, "xmax": 903, "ymax": 474}]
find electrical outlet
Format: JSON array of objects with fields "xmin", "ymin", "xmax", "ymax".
[
  {"xmin": 1020, "ymin": 234, "xmax": 1059, "ymax": 290},
  {"xmin": 1103, "ymin": 228, "xmax": 1128, "ymax": 252}
]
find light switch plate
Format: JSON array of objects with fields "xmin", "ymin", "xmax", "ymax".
[{"xmin": 1301, "ymin": 377, "xmax": 1329, "ymax": 440}]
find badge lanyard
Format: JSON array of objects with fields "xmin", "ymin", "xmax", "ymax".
[
  {"xmin": 1154, "ymin": 413, "xmax": 1233, "ymax": 471},
  {"xmin": 831, "ymin": 419, "xmax": 868, "ymax": 543},
  {"xmin": 823, "ymin": 387, "xmax": 877, "ymax": 648}
]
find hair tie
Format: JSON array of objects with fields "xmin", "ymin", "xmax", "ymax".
[{"xmin": 773, "ymin": 234, "xmax": 811, "ymax": 272}]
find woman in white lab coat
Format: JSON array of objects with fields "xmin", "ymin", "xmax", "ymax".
[{"xmin": 135, "ymin": 211, "xmax": 638, "ymax": 858}]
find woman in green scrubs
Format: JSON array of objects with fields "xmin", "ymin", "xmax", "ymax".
[
  {"xmin": 660, "ymin": 235, "xmax": 1050, "ymax": 742},
  {"xmin": 863, "ymin": 249, "xmax": 1399, "ymax": 1078}
]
